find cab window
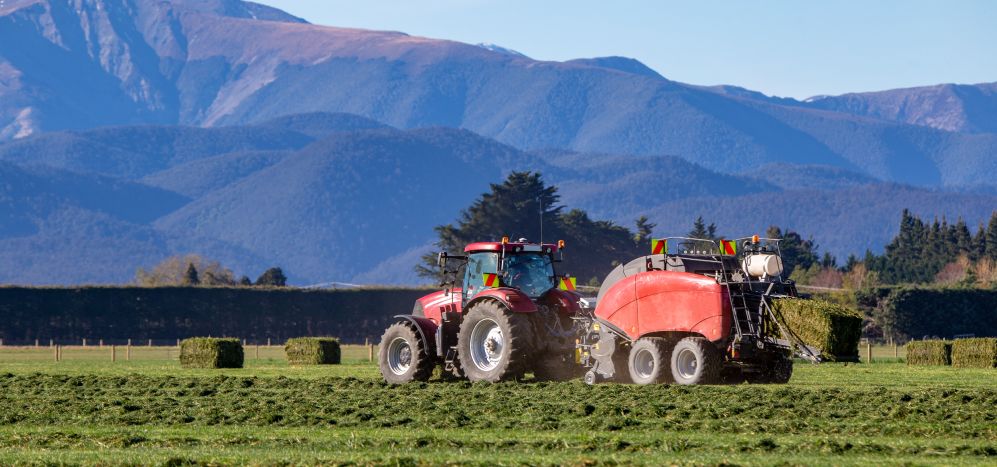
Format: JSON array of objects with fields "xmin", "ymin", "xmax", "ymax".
[{"xmin": 463, "ymin": 252, "xmax": 498, "ymax": 302}]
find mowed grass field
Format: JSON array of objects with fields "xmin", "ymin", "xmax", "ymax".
[{"xmin": 0, "ymin": 345, "xmax": 994, "ymax": 466}]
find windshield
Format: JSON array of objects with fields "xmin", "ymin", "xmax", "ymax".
[{"xmin": 503, "ymin": 253, "xmax": 555, "ymax": 297}]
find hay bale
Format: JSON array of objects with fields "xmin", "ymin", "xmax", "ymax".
[
  {"xmin": 771, "ymin": 298, "xmax": 863, "ymax": 361},
  {"xmin": 950, "ymin": 338, "xmax": 997, "ymax": 368},
  {"xmin": 285, "ymin": 337, "xmax": 341, "ymax": 365},
  {"xmin": 180, "ymin": 337, "xmax": 244, "ymax": 368},
  {"xmin": 906, "ymin": 340, "xmax": 951, "ymax": 366}
]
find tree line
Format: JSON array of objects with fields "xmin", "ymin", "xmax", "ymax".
[
  {"xmin": 420, "ymin": 171, "xmax": 997, "ymax": 290},
  {"xmin": 135, "ymin": 254, "xmax": 287, "ymax": 287}
]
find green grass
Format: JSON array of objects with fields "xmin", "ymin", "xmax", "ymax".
[{"xmin": 0, "ymin": 347, "xmax": 995, "ymax": 465}]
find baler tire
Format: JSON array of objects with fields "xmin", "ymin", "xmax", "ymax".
[
  {"xmin": 458, "ymin": 301, "xmax": 534, "ymax": 382},
  {"xmin": 628, "ymin": 337, "xmax": 672, "ymax": 385},
  {"xmin": 669, "ymin": 337, "xmax": 721, "ymax": 385},
  {"xmin": 378, "ymin": 321, "xmax": 435, "ymax": 384}
]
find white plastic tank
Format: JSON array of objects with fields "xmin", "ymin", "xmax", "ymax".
[{"xmin": 741, "ymin": 253, "xmax": 784, "ymax": 278}]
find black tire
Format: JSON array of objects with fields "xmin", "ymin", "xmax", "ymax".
[
  {"xmin": 457, "ymin": 300, "xmax": 534, "ymax": 382},
  {"xmin": 628, "ymin": 338, "xmax": 672, "ymax": 385},
  {"xmin": 378, "ymin": 322, "xmax": 435, "ymax": 384},
  {"xmin": 669, "ymin": 337, "xmax": 721, "ymax": 385},
  {"xmin": 533, "ymin": 353, "xmax": 584, "ymax": 382}
]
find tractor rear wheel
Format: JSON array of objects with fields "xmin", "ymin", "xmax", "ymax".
[
  {"xmin": 669, "ymin": 337, "xmax": 721, "ymax": 385},
  {"xmin": 458, "ymin": 301, "xmax": 534, "ymax": 382},
  {"xmin": 378, "ymin": 322, "xmax": 434, "ymax": 384},
  {"xmin": 628, "ymin": 337, "xmax": 672, "ymax": 385}
]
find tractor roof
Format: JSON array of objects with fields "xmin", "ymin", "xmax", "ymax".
[{"xmin": 464, "ymin": 242, "xmax": 559, "ymax": 255}]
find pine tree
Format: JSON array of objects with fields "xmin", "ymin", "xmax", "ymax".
[
  {"xmin": 183, "ymin": 263, "xmax": 200, "ymax": 286},
  {"xmin": 766, "ymin": 226, "xmax": 818, "ymax": 278},
  {"xmin": 954, "ymin": 218, "xmax": 973, "ymax": 257},
  {"xmin": 972, "ymin": 223, "xmax": 987, "ymax": 261},
  {"xmin": 688, "ymin": 216, "xmax": 718, "ymax": 240},
  {"xmin": 987, "ymin": 211, "xmax": 997, "ymax": 260},
  {"xmin": 634, "ymin": 216, "xmax": 656, "ymax": 245},
  {"xmin": 821, "ymin": 252, "xmax": 837, "ymax": 269}
]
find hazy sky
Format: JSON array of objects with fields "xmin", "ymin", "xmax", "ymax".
[{"xmin": 256, "ymin": 0, "xmax": 996, "ymax": 99}]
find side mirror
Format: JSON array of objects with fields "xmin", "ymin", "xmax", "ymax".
[{"xmin": 437, "ymin": 252, "xmax": 447, "ymax": 268}]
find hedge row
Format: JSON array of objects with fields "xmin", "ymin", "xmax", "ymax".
[
  {"xmin": 772, "ymin": 298, "xmax": 863, "ymax": 361},
  {"xmin": 858, "ymin": 287, "xmax": 997, "ymax": 341},
  {"xmin": 0, "ymin": 286, "xmax": 429, "ymax": 343},
  {"xmin": 907, "ymin": 338, "xmax": 997, "ymax": 368}
]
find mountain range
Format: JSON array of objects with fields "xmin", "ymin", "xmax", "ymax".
[{"xmin": 0, "ymin": 0, "xmax": 995, "ymax": 285}]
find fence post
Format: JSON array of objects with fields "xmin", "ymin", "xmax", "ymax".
[
  {"xmin": 54, "ymin": 345, "xmax": 59, "ymax": 362},
  {"xmin": 99, "ymin": 339, "xmax": 104, "ymax": 348},
  {"xmin": 893, "ymin": 343, "xmax": 898, "ymax": 359},
  {"xmin": 368, "ymin": 343, "xmax": 374, "ymax": 362},
  {"xmin": 35, "ymin": 339, "xmax": 39, "ymax": 349},
  {"xmin": 111, "ymin": 345, "xmax": 116, "ymax": 362},
  {"xmin": 866, "ymin": 343, "xmax": 873, "ymax": 363},
  {"xmin": 267, "ymin": 338, "xmax": 271, "ymax": 347},
  {"xmin": 127, "ymin": 339, "xmax": 132, "ymax": 361},
  {"xmin": 0, "ymin": 338, "xmax": 3, "ymax": 347},
  {"xmin": 255, "ymin": 345, "xmax": 260, "ymax": 360},
  {"xmin": 176, "ymin": 339, "xmax": 180, "ymax": 348},
  {"xmin": 49, "ymin": 339, "xmax": 53, "ymax": 347},
  {"xmin": 147, "ymin": 339, "xmax": 152, "ymax": 347},
  {"xmin": 83, "ymin": 338, "xmax": 87, "ymax": 347}
]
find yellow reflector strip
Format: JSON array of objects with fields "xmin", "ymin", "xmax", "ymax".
[
  {"xmin": 651, "ymin": 238, "xmax": 668, "ymax": 255},
  {"xmin": 482, "ymin": 273, "xmax": 499, "ymax": 287},
  {"xmin": 558, "ymin": 276, "xmax": 577, "ymax": 291}
]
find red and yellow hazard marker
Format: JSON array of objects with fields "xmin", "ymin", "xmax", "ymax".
[
  {"xmin": 482, "ymin": 273, "xmax": 499, "ymax": 287},
  {"xmin": 719, "ymin": 239, "xmax": 737, "ymax": 255},
  {"xmin": 558, "ymin": 276, "xmax": 577, "ymax": 291},
  {"xmin": 651, "ymin": 238, "xmax": 668, "ymax": 255}
]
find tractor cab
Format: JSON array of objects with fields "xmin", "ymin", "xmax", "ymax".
[{"xmin": 461, "ymin": 238, "xmax": 561, "ymax": 302}]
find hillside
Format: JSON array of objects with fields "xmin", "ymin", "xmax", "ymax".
[
  {"xmin": 1, "ymin": 0, "xmax": 996, "ymax": 189},
  {"xmin": 1, "ymin": 116, "xmax": 996, "ymax": 285}
]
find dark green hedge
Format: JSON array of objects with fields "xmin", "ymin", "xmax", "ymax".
[
  {"xmin": 285, "ymin": 337, "xmax": 341, "ymax": 365},
  {"xmin": 857, "ymin": 287, "xmax": 997, "ymax": 341},
  {"xmin": 0, "ymin": 286, "xmax": 429, "ymax": 343},
  {"xmin": 180, "ymin": 338, "xmax": 244, "ymax": 369}
]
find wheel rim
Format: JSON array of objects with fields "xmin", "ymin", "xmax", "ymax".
[
  {"xmin": 675, "ymin": 348, "xmax": 699, "ymax": 380},
  {"xmin": 469, "ymin": 318, "xmax": 504, "ymax": 371},
  {"xmin": 633, "ymin": 348, "xmax": 657, "ymax": 379},
  {"xmin": 386, "ymin": 337, "xmax": 413, "ymax": 375}
]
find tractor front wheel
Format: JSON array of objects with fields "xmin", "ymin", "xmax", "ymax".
[
  {"xmin": 669, "ymin": 337, "xmax": 721, "ymax": 385},
  {"xmin": 378, "ymin": 322, "xmax": 434, "ymax": 384},
  {"xmin": 458, "ymin": 301, "xmax": 534, "ymax": 382}
]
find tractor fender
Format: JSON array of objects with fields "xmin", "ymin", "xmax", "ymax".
[
  {"xmin": 392, "ymin": 315, "xmax": 438, "ymax": 356},
  {"xmin": 465, "ymin": 288, "xmax": 537, "ymax": 313},
  {"xmin": 540, "ymin": 288, "xmax": 582, "ymax": 314}
]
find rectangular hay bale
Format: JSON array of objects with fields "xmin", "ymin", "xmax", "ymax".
[
  {"xmin": 950, "ymin": 338, "xmax": 997, "ymax": 368},
  {"xmin": 285, "ymin": 337, "xmax": 341, "ymax": 365},
  {"xmin": 906, "ymin": 340, "xmax": 951, "ymax": 366},
  {"xmin": 771, "ymin": 298, "xmax": 863, "ymax": 361},
  {"xmin": 180, "ymin": 337, "xmax": 244, "ymax": 368}
]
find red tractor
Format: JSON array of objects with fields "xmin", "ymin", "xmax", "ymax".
[{"xmin": 378, "ymin": 236, "xmax": 818, "ymax": 385}]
